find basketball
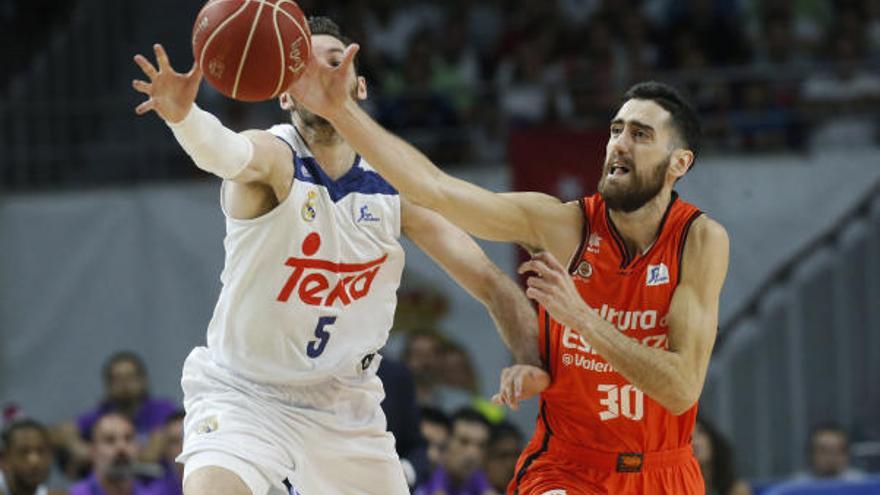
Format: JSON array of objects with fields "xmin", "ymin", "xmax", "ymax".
[{"xmin": 192, "ymin": 0, "xmax": 311, "ymax": 102}]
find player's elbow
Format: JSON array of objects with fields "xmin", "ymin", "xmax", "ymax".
[{"xmin": 666, "ymin": 388, "xmax": 700, "ymax": 416}]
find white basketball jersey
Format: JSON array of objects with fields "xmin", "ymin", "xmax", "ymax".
[{"xmin": 205, "ymin": 123, "xmax": 405, "ymax": 385}]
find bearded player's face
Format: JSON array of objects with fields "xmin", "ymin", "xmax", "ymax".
[
  {"xmin": 285, "ymin": 34, "xmax": 364, "ymax": 130},
  {"xmin": 598, "ymin": 99, "xmax": 676, "ymax": 213}
]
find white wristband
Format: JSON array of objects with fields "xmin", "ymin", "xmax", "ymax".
[{"xmin": 167, "ymin": 103, "xmax": 254, "ymax": 179}]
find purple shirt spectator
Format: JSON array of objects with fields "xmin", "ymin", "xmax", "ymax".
[
  {"xmin": 415, "ymin": 466, "xmax": 493, "ymax": 495},
  {"xmin": 77, "ymin": 397, "xmax": 178, "ymax": 443},
  {"xmin": 68, "ymin": 473, "xmax": 173, "ymax": 495}
]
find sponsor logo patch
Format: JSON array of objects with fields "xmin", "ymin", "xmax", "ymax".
[{"xmin": 646, "ymin": 263, "xmax": 670, "ymax": 286}]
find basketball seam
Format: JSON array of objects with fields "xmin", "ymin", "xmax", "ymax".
[
  {"xmin": 199, "ymin": 0, "xmax": 252, "ymax": 85},
  {"xmin": 273, "ymin": 0, "xmax": 310, "ymax": 49},
  {"xmin": 232, "ymin": 0, "xmax": 266, "ymax": 99},
  {"xmin": 271, "ymin": 5, "xmax": 285, "ymax": 97}
]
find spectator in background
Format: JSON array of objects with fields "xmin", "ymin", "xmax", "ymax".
[
  {"xmin": 435, "ymin": 341, "xmax": 504, "ymax": 423},
  {"xmin": 0, "ymin": 419, "xmax": 61, "ymax": 495},
  {"xmin": 69, "ymin": 412, "xmax": 169, "ymax": 495},
  {"xmin": 403, "ymin": 331, "xmax": 446, "ymax": 406},
  {"xmin": 794, "ymin": 423, "xmax": 867, "ymax": 481},
  {"xmin": 53, "ymin": 352, "xmax": 178, "ymax": 477},
  {"xmin": 415, "ymin": 408, "xmax": 492, "ymax": 495},
  {"xmin": 692, "ymin": 418, "xmax": 752, "ymax": 495},
  {"xmin": 377, "ymin": 357, "xmax": 429, "ymax": 488},
  {"xmin": 154, "ymin": 411, "xmax": 184, "ymax": 495},
  {"xmin": 420, "ymin": 407, "xmax": 451, "ymax": 476},
  {"xmin": 802, "ymin": 30, "xmax": 880, "ymax": 148},
  {"xmin": 484, "ymin": 422, "xmax": 523, "ymax": 495}
]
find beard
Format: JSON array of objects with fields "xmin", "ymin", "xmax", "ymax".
[
  {"xmin": 598, "ymin": 153, "xmax": 670, "ymax": 213},
  {"xmin": 290, "ymin": 83, "xmax": 359, "ymax": 141},
  {"xmin": 293, "ymin": 105, "xmax": 335, "ymax": 134}
]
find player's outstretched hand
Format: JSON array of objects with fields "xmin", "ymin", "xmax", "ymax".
[
  {"xmin": 492, "ymin": 364, "xmax": 550, "ymax": 411},
  {"xmin": 286, "ymin": 43, "xmax": 360, "ymax": 120},
  {"xmin": 132, "ymin": 44, "xmax": 202, "ymax": 123}
]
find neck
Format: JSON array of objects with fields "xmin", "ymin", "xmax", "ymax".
[
  {"xmin": 7, "ymin": 474, "xmax": 37, "ymax": 495},
  {"xmin": 99, "ymin": 475, "xmax": 133, "ymax": 495},
  {"xmin": 294, "ymin": 114, "xmax": 356, "ymax": 181},
  {"xmin": 607, "ymin": 187, "xmax": 674, "ymax": 256}
]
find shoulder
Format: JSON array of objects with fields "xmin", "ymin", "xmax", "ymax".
[
  {"xmin": 686, "ymin": 215, "xmax": 729, "ymax": 253},
  {"xmin": 729, "ymin": 479, "xmax": 753, "ymax": 495},
  {"xmin": 148, "ymin": 397, "xmax": 180, "ymax": 414}
]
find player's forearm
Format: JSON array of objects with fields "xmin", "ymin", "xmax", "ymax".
[
  {"xmin": 168, "ymin": 103, "xmax": 255, "ymax": 180},
  {"xmin": 484, "ymin": 268, "xmax": 541, "ymax": 366},
  {"xmin": 576, "ymin": 311, "xmax": 699, "ymax": 414},
  {"xmin": 329, "ymin": 101, "xmax": 449, "ymax": 210}
]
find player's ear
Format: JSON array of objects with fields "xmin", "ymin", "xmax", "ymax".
[
  {"xmin": 356, "ymin": 76, "xmax": 367, "ymax": 101},
  {"xmin": 279, "ymin": 92, "xmax": 294, "ymax": 111},
  {"xmin": 669, "ymin": 149, "xmax": 693, "ymax": 179}
]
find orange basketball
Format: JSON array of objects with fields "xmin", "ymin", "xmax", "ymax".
[{"xmin": 192, "ymin": 0, "xmax": 311, "ymax": 102}]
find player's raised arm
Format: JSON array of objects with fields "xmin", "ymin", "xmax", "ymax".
[
  {"xmin": 132, "ymin": 44, "xmax": 291, "ymax": 192},
  {"xmin": 401, "ymin": 199, "xmax": 540, "ymax": 367},
  {"xmin": 287, "ymin": 45, "xmax": 582, "ymax": 261}
]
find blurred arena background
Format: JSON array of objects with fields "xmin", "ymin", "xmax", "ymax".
[{"xmin": 1, "ymin": 0, "xmax": 879, "ymax": 494}]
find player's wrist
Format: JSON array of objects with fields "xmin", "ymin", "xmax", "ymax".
[
  {"xmin": 165, "ymin": 101, "xmax": 197, "ymax": 126},
  {"xmin": 328, "ymin": 98, "xmax": 361, "ymax": 124}
]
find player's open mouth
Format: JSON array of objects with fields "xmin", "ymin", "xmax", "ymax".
[{"xmin": 608, "ymin": 164, "xmax": 630, "ymax": 177}]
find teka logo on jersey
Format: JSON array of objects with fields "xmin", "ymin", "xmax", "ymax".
[
  {"xmin": 598, "ymin": 304, "xmax": 659, "ymax": 331},
  {"xmin": 276, "ymin": 232, "xmax": 387, "ymax": 307}
]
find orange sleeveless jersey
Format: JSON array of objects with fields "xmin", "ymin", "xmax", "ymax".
[{"xmin": 532, "ymin": 191, "xmax": 703, "ymax": 455}]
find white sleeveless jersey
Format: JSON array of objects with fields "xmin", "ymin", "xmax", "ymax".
[{"xmin": 205, "ymin": 123, "xmax": 405, "ymax": 385}]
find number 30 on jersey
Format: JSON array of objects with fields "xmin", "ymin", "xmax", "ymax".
[{"xmin": 598, "ymin": 384, "xmax": 644, "ymax": 421}]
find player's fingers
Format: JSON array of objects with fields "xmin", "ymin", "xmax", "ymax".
[
  {"xmin": 518, "ymin": 259, "xmax": 547, "ymax": 276},
  {"xmin": 132, "ymin": 79, "xmax": 152, "ymax": 95},
  {"xmin": 513, "ymin": 372, "xmax": 524, "ymax": 399},
  {"xmin": 531, "ymin": 255, "xmax": 563, "ymax": 278},
  {"xmin": 186, "ymin": 60, "xmax": 202, "ymax": 80},
  {"xmin": 135, "ymin": 99, "xmax": 155, "ymax": 115},
  {"xmin": 526, "ymin": 275, "xmax": 552, "ymax": 292},
  {"xmin": 491, "ymin": 393, "xmax": 503, "ymax": 406},
  {"xmin": 525, "ymin": 287, "xmax": 547, "ymax": 305},
  {"xmin": 134, "ymin": 54, "xmax": 158, "ymax": 80},
  {"xmin": 339, "ymin": 43, "xmax": 360, "ymax": 73},
  {"xmin": 154, "ymin": 44, "xmax": 172, "ymax": 72}
]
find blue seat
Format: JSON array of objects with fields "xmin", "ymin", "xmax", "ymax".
[{"xmin": 763, "ymin": 476, "xmax": 880, "ymax": 495}]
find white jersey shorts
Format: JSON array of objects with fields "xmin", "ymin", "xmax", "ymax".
[{"xmin": 177, "ymin": 347, "xmax": 409, "ymax": 495}]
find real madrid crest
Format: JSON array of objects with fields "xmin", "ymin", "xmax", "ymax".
[
  {"xmin": 576, "ymin": 260, "xmax": 593, "ymax": 280},
  {"xmin": 301, "ymin": 190, "xmax": 317, "ymax": 222}
]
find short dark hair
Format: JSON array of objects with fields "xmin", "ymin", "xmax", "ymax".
[
  {"xmin": 1, "ymin": 418, "xmax": 50, "ymax": 453},
  {"xmin": 450, "ymin": 407, "xmax": 491, "ymax": 432},
  {"xmin": 308, "ymin": 16, "xmax": 352, "ymax": 46},
  {"xmin": 165, "ymin": 409, "xmax": 186, "ymax": 426},
  {"xmin": 622, "ymin": 81, "xmax": 702, "ymax": 168},
  {"xmin": 420, "ymin": 406, "xmax": 450, "ymax": 431},
  {"xmin": 809, "ymin": 422, "xmax": 849, "ymax": 447},
  {"xmin": 90, "ymin": 411, "xmax": 135, "ymax": 441},
  {"xmin": 490, "ymin": 421, "xmax": 523, "ymax": 446},
  {"xmin": 102, "ymin": 351, "xmax": 146, "ymax": 383}
]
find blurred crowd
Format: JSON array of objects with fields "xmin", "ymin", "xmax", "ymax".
[
  {"xmin": 2, "ymin": 345, "xmax": 877, "ymax": 495},
  {"xmin": 264, "ymin": 0, "xmax": 880, "ymax": 161},
  {"xmin": 2, "ymin": 0, "xmax": 880, "ymax": 190}
]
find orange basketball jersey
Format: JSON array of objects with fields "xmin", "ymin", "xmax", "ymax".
[{"xmin": 520, "ymin": 192, "xmax": 703, "ymax": 477}]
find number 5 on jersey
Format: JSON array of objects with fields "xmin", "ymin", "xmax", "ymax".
[
  {"xmin": 598, "ymin": 384, "xmax": 644, "ymax": 421},
  {"xmin": 307, "ymin": 316, "xmax": 336, "ymax": 358}
]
